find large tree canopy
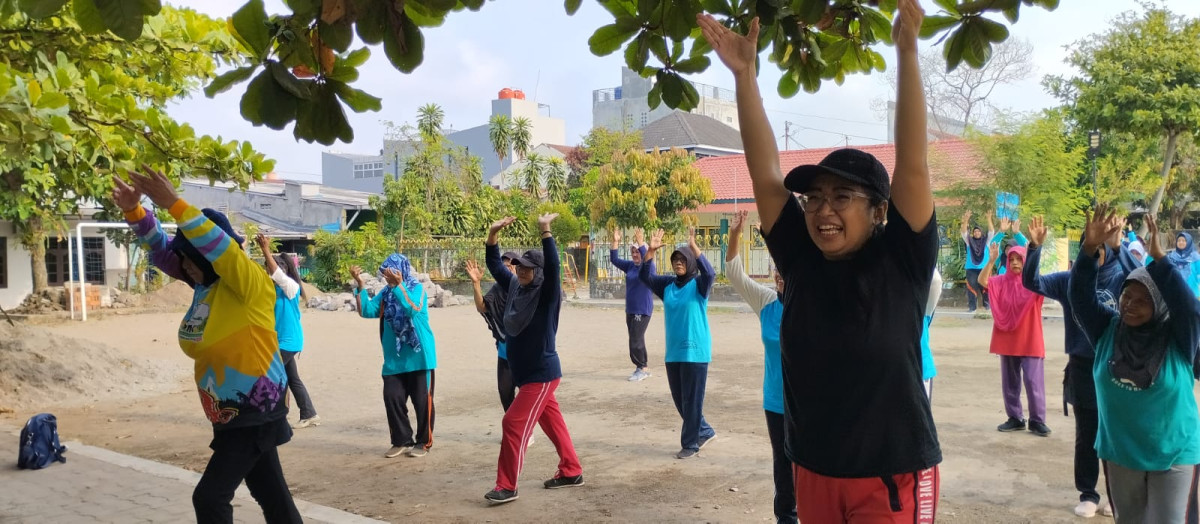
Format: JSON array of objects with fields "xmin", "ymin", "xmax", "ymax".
[
  {"xmin": 0, "ymin": 2, "xmax": 274, "ymax": 292},
  {"xmin": 4, "ymin": 0, "xmax": 1060, "ymax": 147}
]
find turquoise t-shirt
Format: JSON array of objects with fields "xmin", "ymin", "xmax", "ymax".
[
  {"xmin": 273, "ymin": 287, "xmax": 304, "ymax": 352},
  {"xmin": 662, "ymin": 278, "xmax": 712, "ymax": 363},
  {"xmin": 760, "ymin": 300, "xmax": 784, "ymax": 414},
  {"xmin": 497, "ymin": 340, "xmax": 507, "ymax": 361},
  {"xmin": 359, "ymin": 286, "xmax": 437, "ymax": 376},
  {"xmin": 1094, "ymin": 319, "xmax": 1200, "ymax": 471},
  {"xmin": 920, "ymin": 315, "xmax": 936, "ymax": 381}
]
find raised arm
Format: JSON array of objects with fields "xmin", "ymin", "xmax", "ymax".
[
  {"xmin": 726, "ymin": 210, "xmax": 774, "ymax": 313},
  {"xmin": 485, "ymin": 217, "xmax": 517, "ymax": 289},
  {"xmin": 1144, "ymin": 215, "xmax": 1200, "ymax": 356},
  {"xmin": 112, "ymin": 176, "xmax": 186, "ymax": 282},
  {"xmin": 1068, "ymin": 206, "xmax": 1125, "ymax": 345},
  {"xmin": 349, "ymin": 265, "xmax": 383, "ymax": 319},
  {"xmin": 466, "ymin": 260, "xmax": 487, "ymax": 314},
  {"xmin": 978, "ymin": 243, "xmax": 999, "ymax": 289},
  {"xmin": 959, "ymin": 210, "xmax": 972, "ymax": 245},
  {"xmin": 888, "ymin": 0, "xmax": 933, "ymax": 231},
  {"xmin": 538, "ymin": 213, "xmax": 561, "ymax": 298},
  {"xmin": 639, "ymin": 229, "xmax": 675, "ymax": 299},
  {"xmin": 698, "ymin": 15, "xmax": 791, "ymax": 234},
  {"xmin": 1022, "ymin": 216, "xmax": 1066, "ymax": 301}
]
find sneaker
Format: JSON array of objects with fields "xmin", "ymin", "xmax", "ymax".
[
  {"xmin": 997, "ymin": 417, "xmax": 1026, "ymax": 432},
  {"xmin": 296, "ymin": 415, "xmax": 321, "ymax": 428},
  {"xmin": 628, "ymin": 369, "xmax": 650, "ymax": 382},
  {"xmin": 543, "ymin": 473, "xmax": 585, "ymax": 489},
  {"xmin": 384, "ymin": 445, "xmax": 412, "ymax": 458},
  {"xmin": 698, "ymin": 433, "xmax": 717, "ymax": 450},
  {"xmin": 484, "ymin": 489, "xmax": 519, "ymax": 504},
  {"xmin": 1028, "ymin": 420, "xmax": 1052, "ymax": 437},
  {"xmin": 406, "ymin": 446, "xmax": 429, "ymax": 458},
  {"xmin": 675, "ymin": 448, "xmax": 698, "ymax": 459},
  {"xmin": 1074, "ymin": 500, "xmax": 1098, "ymax": 518},
  {"xmin": 1101, "ymin": 502, "xmax": 1113, "ymax": 517}
]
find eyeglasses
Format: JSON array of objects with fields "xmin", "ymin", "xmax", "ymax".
[{"xmin": 798, "ymin": 190, "xmax": 871, "ymax": 213}]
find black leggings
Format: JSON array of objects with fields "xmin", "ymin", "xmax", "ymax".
[
  {"xmin": 497, "ymin": 357, "xmax": 517, "ymax": 412},
  {"xmin": 626, "ymin": 313, "xmax": 651, "ymax": 369},
  {"xmin": 965, "ymin": 268, "xmax": 988, "ymax": 310},
  {"xmin": 193, "ymin": 420, "xmax": 301, "ymax": 524},
  {"xmin": 765, "ymin": 410, "xmax": 798, "ymax": 523},
  {"xmin": 280, "ymin": 350, "xmax": 316, "ymax": 420},
  {"xmin": 382, "ymin": 370, "xmax": 435, "ymax": 449}
]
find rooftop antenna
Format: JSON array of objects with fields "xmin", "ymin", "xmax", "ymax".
[{"xmin": 533, "ymin": 69, "xmax": 541, "ymax": 102}]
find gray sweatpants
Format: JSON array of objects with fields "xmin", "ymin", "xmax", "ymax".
[{"xmin": 1103, "ymin": 461, "xmax": 1200, "ymax": 524}]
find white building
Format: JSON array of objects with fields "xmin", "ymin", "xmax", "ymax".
[
  {"xmin": 323, "ymin": 88, "xmax": 567, "ymax": 192},
  {"xmin": 593, "ymin": 67, "xmax": 740, "ymax": 133},
  {"xmin": 1, "ymin": 210, "xmax": 131, "ymax": 310},
  {"xmin": 492, "ymin": 143, "xmax": 575, "ymax": 190}
]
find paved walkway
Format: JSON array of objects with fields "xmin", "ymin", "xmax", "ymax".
[{"xmin": 0, "ymin": 427, "xmax": 385, "ymax": 524}]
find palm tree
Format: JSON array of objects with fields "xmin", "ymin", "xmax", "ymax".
[
  {"xmin": 545, "ymin": 157, "xmax": 569, "ymax": 203},
  {"xmin": 512, "ymin": 116, "xmax": 533, "ymax": 161},
  {"xmin": 416, "ymin": 103, "xmax": 444, "ymax": 142},
  {"xmin": 521, "ymin": 153, "xmax": 546, "ymax": 200},
  {"xmin": 488, "ymin": 114, "xmax": 513, "ymax": 168}
]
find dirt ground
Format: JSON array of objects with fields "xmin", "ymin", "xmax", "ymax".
[{"xmin": 3, "ymin": 303, "xmax": 1173, "ymax": 523}]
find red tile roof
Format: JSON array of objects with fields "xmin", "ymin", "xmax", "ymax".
[
  {"xmin": 545, "ymin": 144, "xmax": 577, "ymax": 156},
  {"xmin": 693, "ymin": 139, "xmax": 985, "ymax": 202}
]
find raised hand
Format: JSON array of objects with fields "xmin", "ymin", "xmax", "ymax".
[
  {"xmin": 1012, "ymin": 218, "xmax": 1022, "ymax": 234},
  {"xmin": 611, "ymin": 228, "xmax": 622, "ymax": 249},
  {"xmin": 1028, "ymin": 216, "xmax": 1048, "ymax": 247},
  {"xmin": 1082, "ymin": 204, "xmax": 1121, "ymax": 256},
  {"xmin": 892, "ymin": 0, "xmax": 925, "ymax": 52},
  {"xmin": 465, "ymin": 260, "xmax": 484, "ymax": 283},
  {"xmin": 730, "ymin": 210, "xmax": 748, "ymax": 234},
  {"xmin": 255, "ymin": 233, "xmax": 272, "ymax": 251},
  {"xmin": 111, "ymin": 176, "xmax": 143, "ymax": 212},
  {"xmin": 649, "ymin": 229, "xmax": 666, "ymax": 251},
  {"xmin": 987, "ymin": 210, "xmax": 995, "ymax": 230},
  {"xmin": 999, "ymin": 217, "xmax": 1011, "ymax": 232},
  {"xmin": 127, "ymin": 165, "xmax": 179, "ymax": 210},
  {"xmin": 988, "ymin": 242, "xmax": 1000, "ymax": 260},
  {"xmin": 489, "ymin": 216, "xmax": 517, "ymax": 233},
  {"xmin": 697, "ymin": 14, "xmax": 760, "ymax": 76},
  {"xmin": 634, "ymin": 227, "xmax": 645, "ymax": 246},
  {"xmin": 383, "ymin": 268, "xmax": 402, "ymax": 287},
  {"xmin": 349, "ymin": 265, "xmax": 365, "ymax": 287},
  {"xmin": 962, "ymin": 210, "xmax": 972, "ymax": 223},
  {"xmin": 1146, "ymin": 214, "xmax": 1166, "ymax": 261},
  {"xmin": 537, "ymin": 213, "xmax": 559, "ymax": 233}
]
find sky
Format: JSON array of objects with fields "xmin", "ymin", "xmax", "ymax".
[{"xmin": 166, "ymin": 0, "xmax": 1200, "ymax": 183}]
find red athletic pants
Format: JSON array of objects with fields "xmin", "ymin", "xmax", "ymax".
[
  {"xmin": 494, "ymin": 378, "xmax": 582, "ymax": 491},
  {"xmin": 794, "ymin": 464, "xmax": 940, "ymax": 523}
]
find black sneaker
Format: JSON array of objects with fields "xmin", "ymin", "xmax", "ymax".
[
  {"xmin": 698, "ymin": 433, "xmax": 717, "ymax": 449},
  {"xmin": 675, "ymin": 448, "xmax": 698, "ymax": 459},
  {"xmin": 544, "ymin": 474, "xmax": 585, "ymax": 489},
  {"xmin": 1028, "ymin": 420, "xmax": 1052, "ymax": 437},
  {"xmin": 997, "ymin": 417, "xmax": 1026, "ymax": 432},
  {"xmin": 484, "ymin": 489, "xmax": 518, "ymax": 504}
]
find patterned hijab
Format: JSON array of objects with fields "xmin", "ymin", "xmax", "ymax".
[{"xmin": 379, "ymin": 253, "xmax": 422, "ymax": 354}]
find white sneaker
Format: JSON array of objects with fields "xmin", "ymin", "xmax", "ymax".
[
  {"xmin": 1101, "ymin": 502, "xmax": 1113, "ymax": 517},
  {"xmin": 384, "ymin": 445, "xmax": 411, "ymax": 458},
  {"xmin": 296, "ymin": 415, "xmax": 321, "ymax": 428},
  {"xmin": 628, "ymin": 369, "xmax": 650, "ymax": 382},
  {"xmin": 1074, "ymin": 500, "xmax": 1098, "ymax": 518}
]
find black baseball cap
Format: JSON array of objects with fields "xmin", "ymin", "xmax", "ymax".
[
  {"xmin": 501, "ymin": 251, "xmax": 521, "ymax": 262},
  {"xmin": 512, "ymin": 250, "xmax": 544, "ymax": 269},
  {"xmin": 783, "ymin": 148, "xmax": 890, "ymax": 200}
]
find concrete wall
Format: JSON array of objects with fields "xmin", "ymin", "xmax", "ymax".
[
  {"xmin": 593, "ymin": 68, "xmax": 740, "ymax": 132},
  {"xmin": 0, "ymin": 220, "xmax": 129, "ymax": 310},
  {"xmin": 321, "ymin": 153, "xmax": 385, "ymax": 193},
  {"xmin": 179, "ymin": 182, "xmax": 348, "ymax": 232}
]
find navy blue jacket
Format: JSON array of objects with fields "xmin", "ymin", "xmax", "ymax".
[
  {"xmin": 486, "ymin": 237, "xmax": 562, "ymax": 386},
  {"xmin": 1023, "ymin": 244, "xmax": 1132, "ymax": 358}
]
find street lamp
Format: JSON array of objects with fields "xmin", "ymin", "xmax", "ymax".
[{"xmin": 1088, "ymin": 130, "xmax": 1102, "ymax": 205}]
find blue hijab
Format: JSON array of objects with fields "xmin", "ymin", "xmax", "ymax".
[
  {"xmin": 379, "ymin": 254, "xmax": 422, "ymax": 354},
  {"xmin": 1167, "ymin": 232, "xmax": 1200, "ymax": 269}
]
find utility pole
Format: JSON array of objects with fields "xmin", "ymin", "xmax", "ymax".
[{"xmin": 783, "ymin": 121, "xmax": 798, "ymax": 151}]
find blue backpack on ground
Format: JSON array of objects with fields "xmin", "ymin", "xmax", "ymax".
[{"xmin": 18, "ymin": 413, "xmax": 67, "ymax": 470}]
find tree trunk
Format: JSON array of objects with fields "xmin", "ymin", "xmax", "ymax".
[
  {"xmin": 1147, "ymin": 130, "xmax": 1182, "ymax": 217},
  {"xmin": 23, "ymin": 216, "xmax": 49, "ymax": 293}
]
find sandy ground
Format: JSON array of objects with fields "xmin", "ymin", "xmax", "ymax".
[{"xmin": 2, "ymin": 304, "xmax": 1169, "ymax": 523}]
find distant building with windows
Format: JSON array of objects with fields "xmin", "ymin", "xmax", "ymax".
[
  {"xmin": 593, "ymin": 67, "xmax": 740, "ymax": 132},
  {"xmin": 322, "ymin": 88, "xmax": 566, "ymax": 192}
]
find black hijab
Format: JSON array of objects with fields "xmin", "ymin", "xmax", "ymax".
[
  {"xmin": 669, "ymin": 246, "xmax": 698, "ymax": 287},
  {"xmin": 502, "ymin": 249, "xmax": 545, "ymax": 337},
  {"xmin": 967, "ymin": 226, "xmax": 987, "ymax": 265},
  {"xmin": 1110, "ymin": 268, "xmax": 1172, "ymax": 390}
]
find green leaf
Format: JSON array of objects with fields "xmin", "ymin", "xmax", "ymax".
[
  {"xmin": 588, "ymin": 21, "xmax": 640, "ymax": 56},
  {"xmin": 647, "ymin": 73, "xmax": 663, "ymax": 109},
  {"xmin": 295, "ymin": 84, "xmax": 353, "ymax": 145},
  {"xmin": 18, "ymin": 0, "xmax": 68, "ymax": 19},
  {"xmin": 649, "ymin": 33, "xmax": 669, "ymax": 63},
  {"xmin": 795, "ymin": 0, "xmax": 825, "ymax": 24},
  {"xmin": 92, "ymin": 0, "xmax": 145, "ymax": 40},
  {"xmin": 689, "ymin": 32, "xmax": 711, "ymax": 58},
  {"xmin": 679, "ymin": 77, "xmax": 699, "ymax": 111},
  {"xmin": 353, "ymin": 0, "xmax": 388, "ymax": 44},
  {"xmin": 672, "ymin": 55, "xmax": 709, "ymax": 74},
  {"xmin": 34, "ymin": 91, "xmax": 69, "ymax": 110},
  {"xmin": 268, "ymin": 60, "xmax": 313, "ymax": 100},
  {"xmin": 976, "ymin": 16, "xmax": 1009, "ymax": 42},
  {"xmin": 698, "ymin": 0, "xmax": 730, "ymax": 15},
  {"xmin": 320, "ymin": 19, "xmax": 353, "ymax": 51},
  {"xmin": 777, "ymin": 70, "xmax": 799, "ymax": 98},
  {"xmin": 71, "ymin": 0, "xmax": 103, "ymax": 33},
  {"xmin": 861, "ymin": 8, "xmax": 893, "ymax": 45},
  {"xmin": 662, "ymin": 0, "xmax": 695, "ymax": 41},
  {"xmin": 919, "ymin": 15, "xmax": 960, "ymax": 39},
  {"xmin": 932, "ymin": 0, "xmax": 959, "ymax": 15},
  {"xmin": 943, "ymin": 23, "xmax": 968, "ymax": 71},
  {"xmin": 382, "ymin": 12, "xmax": 424, "ymax": 73},
  {"xmin": 565, "ymin": 0, "xmax": 582, "ymax": 15},
  {"xmin": 404, "ymin": 1, "xmax": 447, "ymax": 27},
  {"xmin": 285, "ymin": 0, "xmax": 321, "ymax": 21},
  {"xmin": 203, "ymin": 65, "xmax": 256, "ymax": 98},
  {"xmin": 822, "ymin": 39, "xmax": 850, "ymax": 62},
  {"xmin": 230, "ymin": 0, "xmax": 271, "ymax": 59},
  {"xmin": 138, "ymin": 0, "xmax": 159, "ymax": 15},
  {"xmin": 799, "ymin": 66, "xmax": 820, "ymax": 94},
  {"xmin": 240, "ymin": 68, "xmax": 298, "ymax": 130},
  {"xmin": 331, "ymin": 81, "xmax": 382, "ymax": 112},
  {"xmin": 342, "ymin": 47, "xmax": 371, "ymax": 68},
  {"xmin": 659, "ymin": 70, "xmax": 682, "ymax": 108},
  {"xmin": 625, "ymin": 31, "xmax": 650, "ymax": 72}
]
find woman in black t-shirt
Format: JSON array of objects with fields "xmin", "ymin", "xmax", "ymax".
[{"xmin": 699, "ymin": 1, "xmax": 940, "ymax": 521}]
